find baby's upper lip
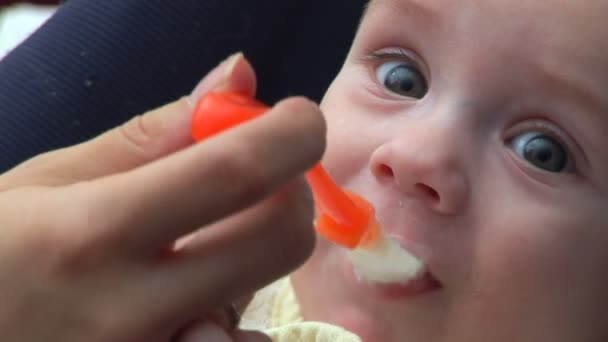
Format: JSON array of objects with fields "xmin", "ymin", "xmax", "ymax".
[
  {"xmin": 375, "ymin": 212, "xmax": 432, "ymax": 257},
  {"xmin": 350, "ymin": 187, "xmax": 449, "ymax": 282}
]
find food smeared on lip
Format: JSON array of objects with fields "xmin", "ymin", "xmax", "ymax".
[{"xmin": 348, "ymin": 232, "xmax": 424, "ymax": 284}]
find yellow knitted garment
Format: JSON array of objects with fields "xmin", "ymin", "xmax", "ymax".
[{"xmin": 240, "ymin": 278, "xmax": 362, "ymax": 342}]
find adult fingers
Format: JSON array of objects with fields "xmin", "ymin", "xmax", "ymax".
[
  {"xmin": 151, "ymin": 178, "xmax": 315, "ymax": 320},
  {"xmin": 74, "ymin": 96, "xmax": 325, "ymax": 254},
  {"xmin": 201, "ymin": 295, "xmax": 253, "ymax": 333}
]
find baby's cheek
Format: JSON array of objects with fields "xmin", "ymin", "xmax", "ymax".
[
  {"xmin": 290, "ymin": 239, "xmax": 348, "ymax": 302},
  {"xmin": 290, "ymin": 236, "xmax": 332, "ymax": 286},
  {"xmin": 472, "ymin": 201, "xmax": 605, "ymax": 311}
]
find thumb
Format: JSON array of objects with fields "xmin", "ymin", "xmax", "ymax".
[{"xmin": 1, "ymin": 53, "xmax": 257, "ymax": 188}]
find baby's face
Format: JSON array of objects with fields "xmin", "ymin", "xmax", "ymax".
[{"xmin": 290, "ymin": 0, "xmax": 608, "ymax": 341}]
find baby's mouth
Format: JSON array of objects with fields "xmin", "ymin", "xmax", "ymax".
[
  {"xmin": 346, "ymin": 234, "xmax": 425, "ymax": 284},
  {"xmin": 345, "ymin": 233, "xmax": 443, "ymax": 299},
  {"xmin": 364, "ymin": 270, "xmax": 442, "ymax": 300},
  {"xmin": 348, "ymin": 255, "xmax": 443, "ymax": 300}
]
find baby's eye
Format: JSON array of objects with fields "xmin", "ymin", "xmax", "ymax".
[
  {"xmin": 376, "ymin": 61, "xmax": 428, "ymax": 99},
  {"xmin": 510, "ymin": 132, "xmax": 569, "ymax": 172}
]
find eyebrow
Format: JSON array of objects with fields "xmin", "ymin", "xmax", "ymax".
[
  {"xmin": 537, "ymin": 61, "xmax": 607, "ymax": 127},
  {"xmin": 364, "ymin": 0, "xmax": 439, "ymax": 25}
]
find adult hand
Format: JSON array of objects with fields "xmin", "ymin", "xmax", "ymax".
[{"xmin": 0, "ymin": 53, "xmax": 325, "ymax": 341}]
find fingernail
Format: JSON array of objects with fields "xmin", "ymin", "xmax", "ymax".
[
  {"xmin": 188, "ymin": 52, "xmax": 243, "ymax": 105},
  {"xmin": 180, "ymin": 322, "xmax": 232, "ymax": 342}
]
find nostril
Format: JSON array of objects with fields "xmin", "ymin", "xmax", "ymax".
[
  {"xmin": 415, "ymin": 183, "xmax": 439, "ymax": 202},
  {"xmin": 378, "ymin": 164, "xmax": 394, "ymax": 177}
]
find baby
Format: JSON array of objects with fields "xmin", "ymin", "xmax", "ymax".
[{"xmin": 242, "ymin": 0, "xmax": 608, "ymax": 341}]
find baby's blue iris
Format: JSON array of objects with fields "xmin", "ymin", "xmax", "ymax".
[
  {"xmin": 376, "ymin": 61, "xmax": 428, "ymax": 99},
  {"xmin": 511, "ymin": 132, "xmax": 568, "ymax": 172}
]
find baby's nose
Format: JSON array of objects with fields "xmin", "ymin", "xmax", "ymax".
[{"xmin": 369, "ymin": 134, "xmax": 469, "ymax": 215}]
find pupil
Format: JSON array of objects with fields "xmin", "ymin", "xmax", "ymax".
[
  {"xmin": 536, "ymin": 149, "xmax": 552, "ymax": 163},
  {"xmin": 523, "ymin": 136, "xmax": 566, "ymax": 172},
  {"xmin": 381, "ymin": 63, "xmax": 428, "ymax": 99},
  {"xmin": 387, "ymin": 66, "xmax": 415, "ymax": 93},
  {"xmin": 400, "ymin": 78, "xmax": 414, "ymax": 92}
]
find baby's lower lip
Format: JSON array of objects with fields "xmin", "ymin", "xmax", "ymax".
[
  {"xmin": 344, "ymin": 258, "xmax": 442, "ymax": 300},
  {"xmin": 366, "ymin": 271, "xmax": 442, "ymax": 300}
]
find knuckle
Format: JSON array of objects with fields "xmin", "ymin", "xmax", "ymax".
[
  {"xmin": 36, "ymin": 187, "xmax": 110, "ymax": 273},
  {"xmin": 292, "ymin": 97, "xmax": 327, "ymax": 135},
  {"xmin": 117, "ymin": 115, "xmax": 157, "ymax": 160},
  {"xmin": 274, "ymin": 97, "xmax": 327, "ymax": 163},
  {"xmin": 0, "ymin": 187, "xmax": 89, "ymax": 276},
  {"xmin": 279, "ymin": 97, "xmax": 326, "ymax": 134}
]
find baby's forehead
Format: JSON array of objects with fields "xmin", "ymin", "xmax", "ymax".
[{"xmin": 364, "ymin": 0, "xmax": 608, "ymax": 28}]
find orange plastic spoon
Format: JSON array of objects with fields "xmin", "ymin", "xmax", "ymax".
[{"xmin": 191, "ymin": 91, "xmax": 380, "ymax": 249}]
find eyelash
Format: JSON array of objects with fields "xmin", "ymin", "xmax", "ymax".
[
  {"xmin": 359, "ymin": 48, "xmax": 428, "ymax": 97},
  {"xmin": 366, "ymin": 48, "xmax": 425, "ymax": 73},
  {"xmin": 368, "ymin": 48, "xmax": 412, "ymax": 61}
]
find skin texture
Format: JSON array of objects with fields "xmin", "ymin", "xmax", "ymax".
[
  {"xmin": 291, "ymin": 0, "xmax": 608, "ymax": 341},
  {"xmin": 0, "ymin": 54, "xmax": 324, "ymax": 342}
]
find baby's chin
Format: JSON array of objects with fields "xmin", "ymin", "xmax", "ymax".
[
  {"xmin": 291, "ymin": 243, "xmax": 443, "ymax": 341},
  {"xmin": 307, "ymin": 301, "xmax": 440, "ymax": 342},
  {"xmin": 290, "ymin": 256, "xmax": 397, "ymax": 341}
]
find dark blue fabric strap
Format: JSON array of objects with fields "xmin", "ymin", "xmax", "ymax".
[{"xmin": 0, "ymin": 0, "xmax": 364, "ymax": 172}]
